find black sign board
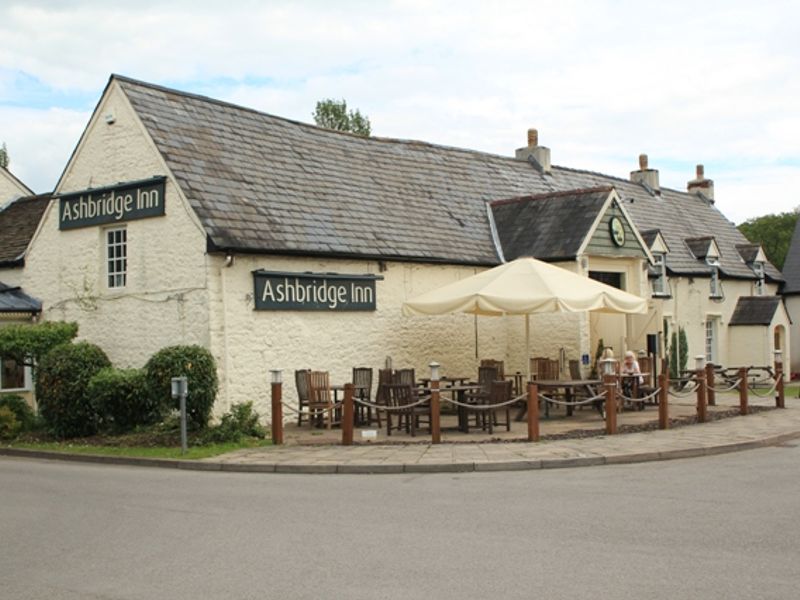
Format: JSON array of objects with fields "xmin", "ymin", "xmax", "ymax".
[
  {"xmin": 253, "ymin": 270, "xmax": 382, "ymax": 311},
  {"xmin": 58, "ymin": 176, "xmax": 167, "ymax": 230}
]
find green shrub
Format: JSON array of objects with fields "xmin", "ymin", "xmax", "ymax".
[
  {"xmin": 88, "ymin": 368, "xmax": 155, "ymax": 433},
  {"xmin": 0, "ymin": 321, "xmax": 78, "ymax": 367},
  {"xmin": 36, "ymin": 342, "xmax": 111, "ymax": 438},
  {"xmin": 201, "ymin": 402, "xmax": 266, "ymax": 443},
  {"xmin": 0, "ymin": 406, "xmax": 20, "ymax": 440},
  {"xmin": 144, "ymin": 345, "xmax": 218, "ymax": 430},
  {"xmin": 0, "ymin": 393, "xmax": 37, "ymax": 431}
]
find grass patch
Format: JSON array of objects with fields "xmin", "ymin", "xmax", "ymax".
[{"xmin": 7, "ymin": 438, "xmax": 271, "ymax": 460}]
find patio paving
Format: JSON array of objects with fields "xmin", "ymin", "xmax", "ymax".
[{"xmin": 206, "ymin": 392, "xmax": 800, "ymax": 473}]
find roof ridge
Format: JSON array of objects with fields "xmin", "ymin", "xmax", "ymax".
[{"xmin": 490, "ymin": 186, "xmax": 613, "ymax": 207}]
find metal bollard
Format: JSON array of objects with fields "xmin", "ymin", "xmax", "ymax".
[{"xmin": 171, "ymin": 376, "xmax": 188, "ymax": 455}]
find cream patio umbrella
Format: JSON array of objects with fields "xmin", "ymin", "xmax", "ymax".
[{"xmin": 402, "ymin": 257, "xmax": 648, "ymax": 379}]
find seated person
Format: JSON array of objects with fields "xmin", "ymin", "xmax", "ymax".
[{"xmin": 621, "ymin": 351, "xmax": 643, "ymax": 399}]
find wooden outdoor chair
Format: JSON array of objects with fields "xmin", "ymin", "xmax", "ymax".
[
  {"xmin": 530, "ymin": 357, "xmax": 560, "ymax": 381},
  {"xmin": 294, "ymin": 369, "xmax": 311, "ymax": 427},
  {"xmin": 464, "ymin": 366, "xmax": 499, "ymax": 430},
  {"xmin": 352, "ymin": 367, "xmax": 378, "ymax": 427},
  {"xmin": 384, "ymin": 383, "xmax": 431, "ymax": 437},
  {"xmin": 307, "ymin": 371, "xmax": 336, "ymax": 429},
  {"xmin": 486, "ymin": 379, "xmax": 512, "ymax": 434},
  {"xmin": 480, "ymin": 359, "xmax": 505, "ymax": 380},
  {"xmin": 393, "ymin": 368, "xmax": 416, "ymax": 387}
]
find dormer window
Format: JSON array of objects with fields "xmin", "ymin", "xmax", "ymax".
[
  {"xmin": 652, "ymin": 252, "xmax": 668, "ymax": 296},
  {"xmin": 754, "ymin": 261, "xmax": 765, "ymax": 295},
  {"xmin": 707, "ymin": 257, "xmax": 722, "ymax": 298}
]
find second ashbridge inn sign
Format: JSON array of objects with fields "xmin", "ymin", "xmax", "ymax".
[
  {"xmin": 58, "ymin": 176, "xmax": 167, "ymax": 230},
  {"xmin": 253, "ymin": 270, "xmax": 382, "ymax": 311}
]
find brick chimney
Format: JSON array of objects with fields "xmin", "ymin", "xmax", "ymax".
[
  {"xmin": 630, "ymin": 154, "xmax": 660, "ymax": 194},
  {"xmin": 687, "ymin": 164, "xmax": 714, "ymax": 202},
  {"xmin": 515, "ymin": 128, "xmax": 551, "ymax": 173}
]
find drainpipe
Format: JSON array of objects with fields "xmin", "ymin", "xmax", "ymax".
[{"xmin": 220, "ymin": 253, "xmax": 235, "ymax": 408}]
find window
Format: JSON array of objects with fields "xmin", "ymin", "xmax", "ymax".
[
  {"xmin": 754, "ymin": 261, "xmax": 765, "ymax": 296},
  {"xmin": 652, "ymin": 252, "xmax": 668, "ymax": 296},
  {"xmin": 1, "ymin": 357, "xmax": 28, "ymax": 391},
  {"xmin": 589, "ymin": 271, "xmax": 624, "ymax": 290},
  {"xmin": 705, "ymin": 318, "xmax": 718, "ymax": 364},
  {"xmin": 106, "ymin": 227, "xmax": 127, "ymax": 288},
  {"xmin": 707, "ymin": 257, "xmax": 721, "ymax": 298}
]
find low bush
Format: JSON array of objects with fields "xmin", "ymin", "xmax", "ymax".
[
  {"xmin": 0, "ymin": 406, "xmax": 19, "ymax": 440},
  {"xmin": 0, "ymin": 394, "xmax": 37, "ymax": 431},
  {"xmin": 144, "ymin": 345, "xmax": 218, "ymax": 430},
  {"xmin": 89, "ymin": 368, "xmax": 155, "ymax": 434},
  {"xmin": 36, "ymin": 342, "xmax": 111, "ymax": 438},
  {"xmin": 201, "ymin": 402, "xmax": 266, "ymax": 444}
]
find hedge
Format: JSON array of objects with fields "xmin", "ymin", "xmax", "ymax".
[
  {"xmin": 36, "ymin": 342, "xmax": 111, "ymax": 438},
  {"xmin": 88, "ymin": 368, "xmax": 154, "ymax": 434}
]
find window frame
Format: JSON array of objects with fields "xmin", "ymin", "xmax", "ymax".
[
  {"xmin": 707, "ymin": 257, "xmax": 722, "ymax": 299},
  {"xmin": 105, "ymin": 226, "xmax": 128, "ymax": 289},
  {"xmin": 0, "ymin": 356, "xmax": 32, "ymax": 392},
  {"xmin": 753, "ymin": 261, "xmax": 765, "ymax": 296},
  {"xmin": 705, "ymin": 317, "xmax": 718, "ymax": 365},
  {"xmin": 651, "ymin": 252, "xmax": 668, "ymax": 297}
]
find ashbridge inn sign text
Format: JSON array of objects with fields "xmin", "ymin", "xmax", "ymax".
[
  {"xmin": 253, "ymin": 270, "xmax": 382, "ymax": 311},
  {"xmin": 58, "ymin": 176, "xmax": 166, "ymax": 230}
]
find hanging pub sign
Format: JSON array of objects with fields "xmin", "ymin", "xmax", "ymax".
[
  {"xmin": 58, "ymin": 176, "xmax": 167, "ymax": 230},
  {"xmin": 253, "ymin": 270, "xmax": 382, "ymax": 311}
]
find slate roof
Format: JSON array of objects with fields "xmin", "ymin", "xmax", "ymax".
[
  {"xmin": 111, "ymin": 75, "xmax": 781, "ymax": 279},
  {"xmin": 685, "ymin": 236, "xmax": 716, "ymax": 260},
  {"xmin": 0, "ymin": 194, "xmax": 51, "ymax": 267},
  {"xmin": 728, "ymin": 296, "xmax": 781, "ymax": 326},
  {"xmin": 735, "ymin": 244, "xmax": 761, "ymax": 264},
  {"xmin": 0, "ymin": 282, "xmax": 41, "ymax": 314},
  {"xmin": 490, "ymin": 187, "xmax": 611, "ymax": 261},
  {"xmin": 781, "ymin": 217, "xmax": 800, "ymax": 294}
]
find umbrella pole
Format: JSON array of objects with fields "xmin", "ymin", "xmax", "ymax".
[{"xmin": 525, "ymin": 314, "xmax": 531, "ymax": 382}]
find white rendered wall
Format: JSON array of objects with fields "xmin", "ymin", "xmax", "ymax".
[{"xmin": 21, "ymin": 82, "xmax": 211, "ymax": 369}]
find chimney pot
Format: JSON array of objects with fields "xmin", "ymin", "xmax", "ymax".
[
  {"xmin": 696, "ymin": 164, "xmax": 704, "ymax": 179},
  {"xmin": 527, "ymin": 128, "xmax": 538, "ymax": 147},
  {"xmin": 639, "ymin": 154, "xmax": 649, "ymax": 170}
]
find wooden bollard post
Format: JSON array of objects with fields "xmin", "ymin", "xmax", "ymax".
[
  {"xmin": 604, "ymin": 373, "xmax": 617, "ymax": 435},
  {"xmin": 658, "ymin": 371, "xmax": 669, "ymax": 430},
  {"xmin": 695, "ymin": 357, "xmax": 707, "ymax": 423},
  {"xmin": 775, "ymin": 352, "xmax": 785, "ymax": 409},
  {"xmin": 342, "ymin": 383, "xmax": 354, "ymax": 446},
  {"xmin": 705, "ymin": 363, "xmax": 716, "ymax": 406},
  {"xmin": 739, "ymin": 366, "xmax": 749, "ymax": 415},
  {"xmin": 430, "ymin": 379, "xmax": 441, "ymax": 444},
  {"xmin": 270, "ymin": 370, "xmax": 284, "ymax": 445},
  {"xmin": 527, "ymin": 382, "xmax": 539, "ymax": 442}
]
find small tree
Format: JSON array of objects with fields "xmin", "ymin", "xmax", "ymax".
[
  {"xmin": 0, "ymin": 142, "xmax": 8, "ymax": 169},
  {"xmin": 312, "ymin": 99, "xmax": 371, "ymax": 136}
]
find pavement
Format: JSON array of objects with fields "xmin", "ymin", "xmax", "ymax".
[{"xmin": 3, "ymin": 397, "xmax": 799, "ymax": 474}]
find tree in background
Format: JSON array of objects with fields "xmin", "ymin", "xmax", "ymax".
[
  {"xmin": 312, "ymin": 99, "xmax": 371, "ymax": 136},
  {"xmin": 738, "ymin": 210, "xmax": 798, "ymax": 270},
  {"xmin": 0, "ymin": 142, "xmax": 8, "ymax": 169}
]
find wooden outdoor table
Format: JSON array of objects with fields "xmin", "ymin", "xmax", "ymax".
[
  {"xmin": 331, "ymin": 384, "xmax": 370, "ymax": 426},
  {"xmin": 515, "ymin": 379, "xmax": 603, "ymax": 420},
  {"xmin": 436, "ymin": 384, "xmax": 483, "ymax": 432}
]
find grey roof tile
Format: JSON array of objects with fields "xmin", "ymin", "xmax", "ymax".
[
  {"xmin": 0, "ymin": 281, "xmax": 41, "ymax": 314},
  {"xmin": 728, "ymin": 296, "xmax": 781, "ymax": 326}
]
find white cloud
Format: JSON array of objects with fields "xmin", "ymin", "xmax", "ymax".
[{"xmin": 0, "ymin": 0, "xmax": 798, "ymax": 221}]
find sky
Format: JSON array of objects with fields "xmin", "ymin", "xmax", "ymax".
[{"xmin": 1, "ymin": 0, "xmax": 799, "ymax": 224}]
